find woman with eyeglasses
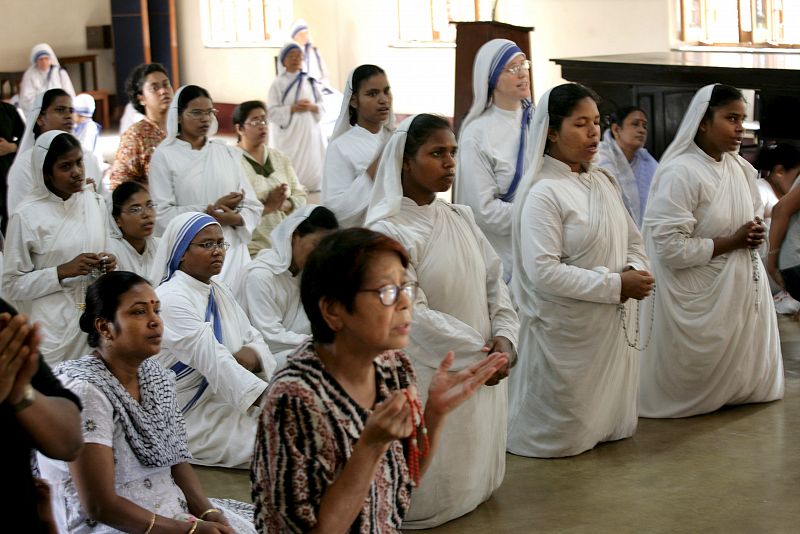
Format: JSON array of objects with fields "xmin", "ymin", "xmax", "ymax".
[
  {"xmin": 149, "ymin": 85, "xmax": 262, "ymax": 294},
  {"xmin": 109, "ymin": 63, "xmax": 173, "ymax": 189},
  {"xmin": 267, "ymin": 43, "xmax": 326, "ymax": 197},
  {"xmin": 365, "ymin": 114, "xmax": 519, "ymax": 528},
  {"xmin": 454, "ymin": 39, "xmax": 533, "ymax": 283},
  {"xmin": 3, "ymin": 131, "xmax": 116, "ymax": 365},
  {"xmin": 240, "ymin": 205, "xmax": 338, "ymax": 367},
  {"xmin": 251, "ymin": 227, "xmax": 508, "ymax": 533},
  {"xmin": 108, "ymin": 181, "xmax": 159, "ymax": 278},
  {"xmin": 149, "ymin": 212, "xmax": 276, "ymax": 468},
  {"xmin": 7, "ymin": 88, "xmax": 104, "ymax": 214},
  {"xmin": 233, "ymin": 100, "xmax": 307, "ymax": 256}
]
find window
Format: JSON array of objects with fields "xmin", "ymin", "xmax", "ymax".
[
  {"xmin": 397, "ymin": 0, "xmax": 501, "ymax": 43},
  {"xmin": 679, "ymin": 0, "xmax": 800, "ymax": 46},
  {"xmin": 200, "ymin": 0, "xmax": 293, "ymax": 47}
]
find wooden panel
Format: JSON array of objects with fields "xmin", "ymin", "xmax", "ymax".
[
  {"xmin": 453, "ymin": 21, "xmax": 533, "ymax": 135},
  {"xmin": 111, "ymin": 0, "xmax": 148, "ymax": 103}
]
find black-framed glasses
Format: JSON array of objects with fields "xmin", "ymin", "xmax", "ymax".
[
  {"xmin": 122, "ymin": 201, "xmax": 157, "ymax": 216},
  {"xmin": 358, "ymin": 281, "xmax": 418, "ymax": 306},
  {"xmin": 190, "ymin": 240, "xmax": 230, "ymax": 251}
]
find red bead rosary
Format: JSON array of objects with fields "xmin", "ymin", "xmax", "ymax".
[{"xmin": 403, "ymin": 388, "xmax": 429, "ymax": 487}]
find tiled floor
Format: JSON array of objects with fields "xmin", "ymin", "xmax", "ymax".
[{"xmin": 196, "ymin": 313, "xmax": 800, "ymax": 534}]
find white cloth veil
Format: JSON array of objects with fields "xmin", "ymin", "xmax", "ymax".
[
  {"xmin": 18, "ymin": 91, "xmax": 46, "ymax": 154},
  {"xmin": 248, "ymin": 204, "xmax": 319, "ymax": 275},
  {"xmin": 163, "ymin": 85, "xmax": 219, "ymax": 148},
  {"xmin": 458, "ymin": 39, "xmax": 524, "ymax": 138},
  {"xmin": 645, "ymin": 84, "xmax": 715, "ymax": 202},
  {"xmin": 149, "ymin": 211, "xmax": 220, "ymax": 286},
  {"xmin": 29, "ymin": 43, "xmax": 61, "ymax": 67},
  {"xmin": 363, "ymin": 115, "xmax": 417, "ymax": 226},
  {"xmin": 331, "ymin": 67, "xmax": 396, "ymax": 141},
  {"xmin": 510, "ymin": 88, "xmax": 552, "ymax": 292}
]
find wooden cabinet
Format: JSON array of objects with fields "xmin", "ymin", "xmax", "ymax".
[{"xmin": 553, "ymin": 51, "xmax": 800, "ymax": 159}]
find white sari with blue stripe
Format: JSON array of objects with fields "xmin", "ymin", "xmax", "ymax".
[{"xmin": 153, "ymin": 212, "xmax": 276, "ymax": 468}]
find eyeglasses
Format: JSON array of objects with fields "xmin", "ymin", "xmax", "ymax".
[
  {"xmin": 190, "ymin": 240, "xmax": 230, "ymax": 251},
  {"xmin": 121, "ymin": 202, "xmax": 157, "ymax": 216},
  {"xmin": 245, "ymin": 118, "xmax": 268, "ymax": 127},
  {"xmin": 184, "ymin": 109, "xmax": 218, "ymax": 119},
  {"xmin": 358, "ymin": 281, "xmax": 418, "ymax": 307},
  {"xmin": 505, "ymin": 60, "xmax": 531, "ymax": 76},
  {"xmin": 51, "ymin": 106, "xmax": 76, "ymax": 115}
]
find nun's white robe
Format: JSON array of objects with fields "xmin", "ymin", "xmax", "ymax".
[
  {"xmin": 156, "ymin": 270, "xmax": 275, "ymax": 468},
  {"xmin": 371, "ymin": 198, "xmax": 519, "ymax": 529},
  {"xmin": 507, "ymin": 155, "xmax": 648, "ymax": 458},
  {"xmin": 639, "ymin": 143, "xmax": 784, "ymax": 418},
  {"xmin": 148, "ymin": 138, "xmax": 261, "ymax": 294}
]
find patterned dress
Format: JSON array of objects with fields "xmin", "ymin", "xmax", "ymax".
[
  {"xmin": 109, "ymin": 118, "xmax": 166, "ymax": 188},
  {"xmin": 251, "ymin": 344, "xmax": 415, "ymax": 533}
]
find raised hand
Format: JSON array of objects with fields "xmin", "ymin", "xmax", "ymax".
[
  {"xmin": 426, "ymin": 351, "xmax": 508, "ymax": 418},
  {"xmin": 262, "ymin": 184, "xmax": 289, "ymax": 214},
  {"xmin": 0, "ymin": 314, "xmax": 40, "ymax": 405},
  {"xmin": 360, "ymin": 391, "xmax": 413, "ymax": 451},
  {"xmin": 215, "ymin": 191, "xmax": 244, "ymax": 210}
]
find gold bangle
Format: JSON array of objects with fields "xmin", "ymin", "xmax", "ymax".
[
  {"xmin": 187, "ymin": 520, "xmax": 202, "ymax": 534},
  {"xmin": 144, "ymin": 513, "xmax": 156, "ymax": 534},
  {"xmin": 200, "ymin": 508, "xmax": 221, "ymax": 519}
]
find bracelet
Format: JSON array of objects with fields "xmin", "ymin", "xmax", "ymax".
[
  {"xmin": 200, "ymin": 508, "xmax": 221, "ymax": 520},
  {"xmin": 144, "ymin": 513, "xmax": 156, "ymax": 534},
  {"xmin": 187, "ymin": 519, "xmax": 202, "ymax": 534},
  {"xmin": 768, "ymin": 249, "xmax": 781, "ymax": 256}
]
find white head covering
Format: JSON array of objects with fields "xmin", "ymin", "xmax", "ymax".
[
  {"xmin": 18, "ymin": 91, "xmax": 47, "ymax": 154},
  {"xmin": 29, "ymin": 43, "xmax": 60, "ymax": 67},
  {"xmin": 277, "ymin": 42, "xmax": 302, "ymax": 75},
  {"xmin": 290, "ymin": 19, "xmax": 309, "ymax": 39},
  {"xmin": 364, "ymin": 115, "xmax": 417, "ymax": 226},
  {"xmin": 331, "ymin": 66, "xmax": 397, "ymax": 141},
  {"xmin": 510, "ymin": 88, "xmax": 552, "ymax": 304},
  {"xmin": 459, "ymin": 38, "xmax": 525, "ymax": 138},
  {"xmin": 73, "ymin": 93, "xmax": 96, "ymax": 118},
  {"xmin": 30, "ymin": 130, "xmax": 72, "ymax": 200},
  {"xmin": 149, "ymin": 211, "xmax": 220, "ymax": 286},
  {"xmin": 163, "ymin": 85, "xmax": 218, "ymax": 148},
  {"xmin": 248, "ymin": 204, "xmax": 320, "ymax": 275},
  {"xmin": 647, "ymin": 84, "xmax": 716, "ymax": 197}
]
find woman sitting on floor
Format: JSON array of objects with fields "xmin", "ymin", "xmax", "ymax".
[
  {"xmin": 240, "ymin": 204, "xmax": 338, "ymax": 367},
  {"xmin": 38, "ymin": 271, "xmax": 255, "ymax": 533}
]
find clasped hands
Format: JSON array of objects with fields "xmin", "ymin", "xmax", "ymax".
[
  {"xmin": 206, "ymin": 190, "xmax": 245, "ymax": 226},
  {"xmin": 0, "ymin": 313, "xmax": 40, "ymax": 406}
]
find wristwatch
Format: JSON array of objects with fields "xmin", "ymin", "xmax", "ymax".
[{"xmin": 13, "ymin": 385, "xmax": 36, "ymax": 413}]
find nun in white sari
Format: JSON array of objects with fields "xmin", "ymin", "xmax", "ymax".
[
  {"xmin": 639, "ymin": 84, "xmax": 784, "ymax": 418},
  {"xmin": 3, "ymin": 131, "xmax": 112, "ymax": 365},
  {"xmin": 268, "ymin": 43, "xmax": 327, "ymax": 194},
  {"xmin": 366, "ymin": 115, "xmax": 519, "ymax": 528},
  {"xmin": 507, "ymin": 85, "xmax": 651, "ymax": 458},
  {"xmin": 322, "ymin": 65, "xmax": 395, "ymax": 227},
  {"xmin": 148, "ymin": 85, "xmax": 262, "ymax": 295},
  {"xmin": 7, "ymin": 90, "xmax": 104, "ymax": 214},
  {"xmin": 455, "ymin": 39, "xmax": 533, "ymax": 282},
  {"xmin": 151, "ymin": 212, "xmax": 277, "ymax": 468},
  {"xmin": 18, "ymin": 43, "xmax": 76, "ymax": 114},
  {"xmin": 240, "ymin": 205, "xmax": 337, "ymax": 367}
]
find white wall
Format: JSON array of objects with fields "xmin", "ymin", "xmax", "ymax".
[
  {"xmin": 175, "ymin": 0, "xmax": 674, "ymax": 114},
  {"xmin": 0, "ymin": 0, "xmax": 116, "ymax": 94}
]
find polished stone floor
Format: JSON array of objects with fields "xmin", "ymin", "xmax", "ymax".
[{"xmin": 196, "ymin": 316, "xmax": 800, "ymax": 533}]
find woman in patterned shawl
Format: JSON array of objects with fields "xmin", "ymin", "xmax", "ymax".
[
  {"xmin": 251, "ymin": 228, "xmax": 509, "ymax": 533},
  {"xmin": 37, "ymin": 271, "xmax": 255, "ymax": 534}
]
